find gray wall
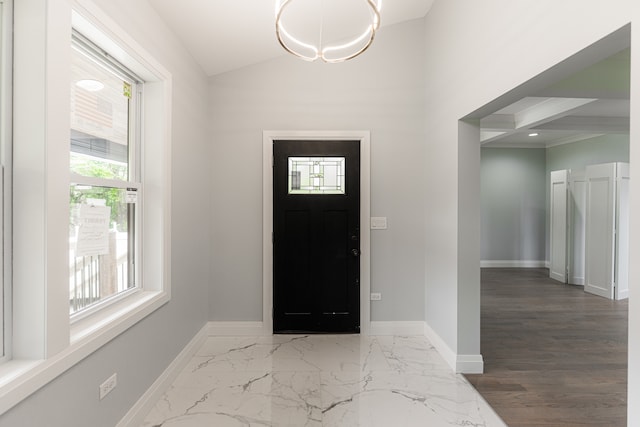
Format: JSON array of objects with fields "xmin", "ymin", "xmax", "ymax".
[
  {"xmin": 546, "ymin": 134, "xmax": 629, "ymax": 172},
  {"xmin": 481, "ymin": 148, "xmax": 546, "ymax": 262},
  {"xmin": 208, "ymin": 19, "xmax": 427, "ymax": 322},
  {"xmin": 480, "ymin": 136, "xmax": 629, "ymax": 265},
  {"xmin": 0, "ymin": 0, "xmax": 211, "ymax": 425}
]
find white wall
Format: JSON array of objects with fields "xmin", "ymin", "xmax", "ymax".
[
  {"xmin": 0, "ymin": 0, "xmax": 210, "ymax": 425},
  {"xmin": 423, "ymin": 0, "xmax": 638, "ymax": 421},
  {"xmin": 208, "ymin": 19, "xmax": 427, "ymax": 322}
]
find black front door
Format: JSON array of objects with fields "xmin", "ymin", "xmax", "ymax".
[{"xmin": 273, "ymin": 140, "xmax": 360, "ymax": 333}]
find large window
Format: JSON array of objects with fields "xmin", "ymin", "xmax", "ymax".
[
  {"xmin": 3, "ymin": 1, "xmax": 171, "ymax": 413},
  {"xmin": 69, "ymin": 32, "xmax": 142, "ymax": 317}
]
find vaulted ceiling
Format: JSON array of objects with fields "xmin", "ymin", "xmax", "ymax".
[
  {"xmin": 147, "ymin": 2, "xmax": 630, "ymax": 148},
  {"xmin": 148, "ymin": 0, "xmax": 436, "ymax": 76}
]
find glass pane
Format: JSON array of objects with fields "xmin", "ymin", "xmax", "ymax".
[
  {"xmin": 70, "ymin": 44, "xmax": 131, "ymax": 180},
  {"xmin": 69, "ymin": 185, "xmax": 134, "ymax": 315},
  {"xmin": 288, "ymin": 157, "xmax": 346, "ymax": 195}
]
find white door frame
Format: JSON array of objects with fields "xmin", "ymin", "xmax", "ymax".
[{"xmin": 262, "ymin": 130, "xmax": 371, "ymax": 335}]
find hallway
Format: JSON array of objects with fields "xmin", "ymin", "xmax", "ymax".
[
  {"xmin": 466, "ymin": 268, "xmax": 628, "ymax": 426},
  {"xmin": 141, "ymin": 334, "xmax": 506, "ymax": 426}
]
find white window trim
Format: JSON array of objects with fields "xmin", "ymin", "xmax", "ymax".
[
  {"xmin": 0, "ymin": 0, "xmax": 171, "ymax": 416},
  {"xmin": 0, "ymin": 0, "xmax": 13, "ymax": 364}
]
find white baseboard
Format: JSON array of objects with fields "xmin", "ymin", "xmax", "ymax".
[
  {"xmin": 481, "ymin": 260, "xmax": 546, "ymax": 268},
  {"xmin": 423, "ymin": 322, "xmax": 484, "ymax": 374},
  {"xmin": 616, "ymin": 289, "xmax": 629, "ymax": 300},
  {"xmin": 116, "ymin": 324, "xmax": 208, "ymax": 427},
  {"xmin": 545, "ymin": 260, "xmax": 551, "ymax": 269},
  {"xmin": 369, "ymin": 321, "xmax": 425, "ymax": 336},
  {"xmin": 423, "ymin": 322, "xmax": 457, "ymax": 372},
  {"xmin": 456, "ymin": 354, "xmax": 484, "ymax": 374},
  {"xmin": 569, "ymin": 276, "xmax": 584, "ymax": 286},
  {"xmin": 208, "ymin": 321, "xmax": 267, "ymax": 336}
]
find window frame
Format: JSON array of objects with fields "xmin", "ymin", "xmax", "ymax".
[
  {"xmin": 0, "ymin": 0, "xmax": 172, "ymax": 416},
  {"xmin": 0, "ymin": 0, "xmax": 13, "ymax": 363},
  {"xmin": 69, "ymin": 31, "xmax": 144, "ymax": 320}
]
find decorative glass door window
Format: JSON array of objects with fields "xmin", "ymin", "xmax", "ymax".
[{"xmin": 288, "ymin": 157, "xmax": 345, "ymax": 194}]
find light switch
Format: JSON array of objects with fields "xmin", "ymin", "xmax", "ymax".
[{"xmin": 370, "ymin": 217, "xmax": 387, "ymax": 230}]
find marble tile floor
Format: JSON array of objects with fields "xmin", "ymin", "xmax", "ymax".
[{"xmin": 141, "ymin": 334, "xmax": 507, "ymax": 427}]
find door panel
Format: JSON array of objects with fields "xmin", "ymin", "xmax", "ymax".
[
  {"xmin": 273, "ymin": 140, "xmax": 360, "ymax": 333},
  {"xmin": 550, "ymin": 170, "xmax": 568, "ymax": 283},
  {"xmin": 615, "ymin": 163, "xmax": 629, "ymax": 300},
  {"xmin": 569, "ymin": 171, "xmax": 586, "ymax": 285},
  {"xmin": 283, "ymin": 210, "xmax": 311, "ymax": 315},
  {"xmin": 584, "ymin": 163, "xmax": 616, "ymax": 299},
  {"xmin": 320, "ymin": 210, "xmax": 349, "ymax": 313}
]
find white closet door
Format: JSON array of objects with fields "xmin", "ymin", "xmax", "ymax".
[
  {"xmin": 550, "ymin": 170, "xmax": 568, "ymax": 283},
  {"xmin": 615, "ymin": 163, "xmax": 630, "ymax": 300},
  {"xmin": 584, "ymin": 163, "xmax": 616, "ymax": 299},
  {"xmin": 568, "ymin": 171, "xmax": 586, "ymax": 285}
]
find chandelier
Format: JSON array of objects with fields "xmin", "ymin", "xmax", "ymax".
[{"xmin": 275, "ymin": 0, "xmax": 382, "ymax": 63}]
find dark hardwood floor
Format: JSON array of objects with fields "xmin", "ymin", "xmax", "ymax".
[{"xmin": 465, "ymin": 268, "xmax": 628, "ymax": 427}]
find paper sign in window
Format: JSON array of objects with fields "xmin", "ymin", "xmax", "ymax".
[{"xmin": 75, "ymin": 204, "xmax": 111, "ymax": 257}]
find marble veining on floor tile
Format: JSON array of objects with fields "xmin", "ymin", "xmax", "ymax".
[{"xmin": 141, "ymin": 335, "xmax": 507, "ymax": 427}]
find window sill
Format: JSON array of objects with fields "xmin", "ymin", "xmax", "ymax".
[{"xmin": 0, "ymin": 290, "xmax": 168, "ymax": 416}]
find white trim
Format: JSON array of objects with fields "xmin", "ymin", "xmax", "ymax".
[
  {"xmin": 616, "ymin": 289, "xmax": 629, "ymax": 300},
  {"xmin": 423, "ymin": 322, "xmax": 457, "ymax": 372},
  {"xmin": 423, "ymin": 322, "xmax": 484, "ymax": 374},
  {"xmin": 456, "ymin": 354, "xmax": 484, "ymax": 374},
  {"xmin": 0, "ymin": 0, "xmax": 14, "ymax": 363},
  {"xmin": 262, "ymin": 131, "xmax": 371, "ymax": 335},
  {"xmin": 1, "ymin": 1, "xmax": 172, "ymax": 416},
  {"xmin": 208, "ymin": 321, "xmax": 266, "ymax": 336},
  {"xmin": 116, "ymin": 324, "xmax": 208, "ymax": 427},
  {"xmin": 370, "ymin": 321, "xmax": 425, "ymax": 336},
  {"xmin": 569, "ymin": 276, "xmax": 585, "ymax": 286},
  {"xmin": 545, "ymin": 260, "xmax": 551, "ymax": 269},
  {"xmin": 480, "ymin": 260, "xmax": 546, "ymax": 268},
  {"xmin": 0, "ymin": 292, "xmax": 168, "ymax": 415}
]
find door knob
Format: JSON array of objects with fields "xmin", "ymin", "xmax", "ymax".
[{"xmin": 351, "ymin": 248, "xmax": 360, "ymax": 257}]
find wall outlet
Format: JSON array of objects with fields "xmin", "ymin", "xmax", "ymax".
[
  {"xmin": 370, "ymin": 293, "xmax": 382, "ymax": 301},
  {"xmin": 99, "ymin": 373, "xmax": 117, "ymax": 400}
]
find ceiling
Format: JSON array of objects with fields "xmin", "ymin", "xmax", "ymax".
[
  {"xmin": 480, "ymin": 49, "xmax": 630, "ymax": 148},
  {"xmin": 147, "ymin": 1, "xmax": 629, "ymax": 149},
  {"xmin": 148, "ymin": 0, "xmax": 436, "ymax": 76}
]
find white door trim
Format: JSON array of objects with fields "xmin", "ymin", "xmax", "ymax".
[{"xmin": 262, "ymin": 131, "xmax": 371, "ymax": 335}]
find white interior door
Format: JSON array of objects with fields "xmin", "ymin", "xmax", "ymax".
[
  {"xmin": 568, "ymin": 170, "xmax": 586, "ymax": 285},
  {"xmin": 615, "ymin": 163, "xmax": 630, "ymax": 300},
  {"xmin": 584, "ymin": 163, "xmax": 616, "ymax": 299},
  {"xmin": 549, "ymin": 170, "xmax": 568, "ymax": 283}
]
